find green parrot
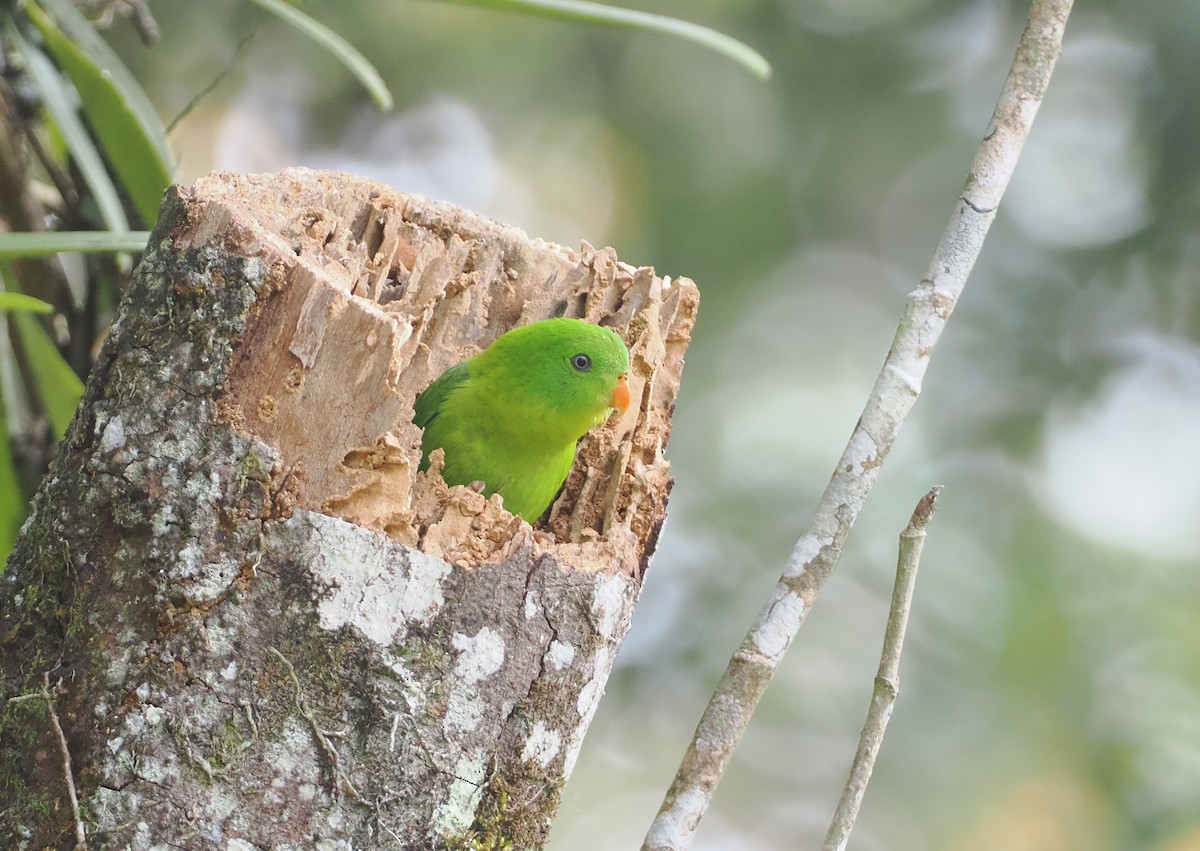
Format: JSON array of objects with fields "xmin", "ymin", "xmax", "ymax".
[{"xmin": 414, "ymin": 318, "xmax": 632, "ymax": 521}]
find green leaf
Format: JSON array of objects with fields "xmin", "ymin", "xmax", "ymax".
[
  {"xmin": 246, "ymin": 0, "xmax": 394, "ymax": 110},
  {"xmin": 0, "ymin": 293, "xmax": 53, "ymax": 314},
  {"xmin": 0, "ymin": 231, "xmax": 152, "ymax": 258},
  {"xmin": 28, "ymin": 0, "xmax": 174, "ymax": 226},
  {"xmin": 0, "ymin": 400, "xmax": 26, "ymax": 566},
  {"xmin": 11, "ymin": 311, "xmax": 84, "ymax": 441},
  {"xmin": 429, "ymin": 0, "xmax": 771, "ymax": 79},
  {"xmin": 6, "ymin": 18, "xmax": 131, "ymax": 234}
]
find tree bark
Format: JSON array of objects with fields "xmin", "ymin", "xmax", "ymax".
[{"xmin": 0, "ymin": 168, "xmax": 698, "ymax": 849}]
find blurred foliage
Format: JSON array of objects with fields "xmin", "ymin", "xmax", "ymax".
[
  {"xmin": 1, "ymin": 0, "xmax": 1199, "ymax": 849},
  {"xmin": 0, "ymin": 0, "xmax": 173, "ymax": 549},
  {"xmin": 29, "ymin": 0, "xmax": 173, "ymax": 223}
]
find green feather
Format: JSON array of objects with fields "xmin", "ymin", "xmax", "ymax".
[{"xmin": 415, "ymin": 318, "xmax": 631, "ymax": 521}]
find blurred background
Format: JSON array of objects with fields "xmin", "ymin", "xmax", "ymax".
[{"xmin": 7, "ymin": 0, "xmax": 1200, "ymax": 848}]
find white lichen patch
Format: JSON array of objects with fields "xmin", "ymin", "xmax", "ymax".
[
  {"xmin": 520, "ymin": 721, "xmax": 562, "ymax": 767},
  {"xmin": 784, "ymin": 533, "xmax": 822, "ymax": 579},
  {"xmin": 254, "ymin": 718, "xmax": 323, "ymax": 811},
  {"xmin": 120, "ymin": 737, "xmax": 176, "ymax": 786},
  {"xmin": 99, "ymin": 415, "xmax": 127, "ymax": 453},
  {"xmin": 567, "ymin": 645, "xmax": 614, "ymax": 778},
  {"xmin": 150, "ymin": 503, "xmax": 176, "ymax": 538},
  {"xmin": 591, "ymin": 573, "xmax": 633, "ymax": 640},
  {"xmin": 198, "ymin": 787, "xmax": 239, "ymax": 841},
  {"xmin": 452, "ymin": 628, "xmax": 505, "ymax": 681},
  {"xmin": 201, "ymin": 617, "xmax": 239, "ymax": 660},
  {"xmin": 434, "ymin": 753, "xmax": 487, "ymax": 836},
  {"xmin": 443, "ymin": 627, "xmax": 505, "ymax": 734},
  {"xmin": 643, "ymin": 786, "xmax": 707, "ymax": 849},
  {"xmin": 297, "ymin": 513, "xmax": 450, "ymax": 645},
  {"xmin": 576, "ymin": 645, "xmax": 610, "ymax": 722},
  {"xmin": 124, "ymin": 708, "xmax": 146, "ymax": 738},
  {"xmin": 444, "ymin": 692, "xmax": 484, "ymax": 734},
  {"xmin": 174, "ymin": 539, "xmax": 240, "ymax": 604},
  {"xmin": 88, "ymin": 786, "xmax": 139, "ymax": 838},
  {"xmin": 524, "ymin": 588, "xmax": 540, "ymax": 620},
  {"xmin": 544, "ymin": 640, "xmax": 575, "ymax": 671},
  {"xmin": 751, "ymin": 587, "xmax": 806, "ymax": 662},
  {"xmin": 844, "ymin": 427, "xmax": 882, "ymax": 477},
  {"xmin": 314, "ymin": 840, "xmax": 354, "ymax": 851}
]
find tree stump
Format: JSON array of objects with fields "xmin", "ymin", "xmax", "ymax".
[{"xmin": 0, "ymin": 168, "xmax": 698, "ymax": 849}]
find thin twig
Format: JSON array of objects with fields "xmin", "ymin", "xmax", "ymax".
[
  {"xmin": 166, "ymin": 31, "xmax": 257, "ymax": 134},
  {"xmin": 642, "ymin": 2, "xmax": 1075, "ymax": 848},
  {"xmin": 123, "ymin": 0, "xmax": 162, "ymax": 45},
  {"xmin": 8, "ymin": 674, "xmax": 88, "ymax": 848},
  {"xmin": 822, "ymin": 486, "xmax": 941, "ymax": 851},
  {"xmin": 83, "ymin": 0, "xmax": 161, "ymax": 44}
]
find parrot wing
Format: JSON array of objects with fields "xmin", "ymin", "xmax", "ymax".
[{"xmin": 414, "ymin": 360, "xmax": 471, "ymax": 431}]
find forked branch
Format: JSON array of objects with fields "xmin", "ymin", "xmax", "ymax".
[{"xmin": 643, "ymin": 2, "xmax": 1076, "ymax": 848}]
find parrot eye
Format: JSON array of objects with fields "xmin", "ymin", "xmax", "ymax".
[{"xmin": 570, "ymin": 353, "xmax": 592, "ymax": 372}]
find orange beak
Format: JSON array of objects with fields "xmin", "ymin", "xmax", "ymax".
[{"xmin": 610, "ymin": 373, "xmax": 631, "ymax": 415}]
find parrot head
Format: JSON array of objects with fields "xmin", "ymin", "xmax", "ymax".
[{"xmin": 474, "ymin": 318, "xmax": 631, "ymax": 439}]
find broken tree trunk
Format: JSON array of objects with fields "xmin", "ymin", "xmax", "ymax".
[{"xmin": 0, "ymin": 168, "xmax": 698, "ymax": 849}]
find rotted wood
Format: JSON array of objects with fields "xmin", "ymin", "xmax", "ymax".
[{"xmin": 0, "ymin": 168, "xmax": 698, "ymax": 849}]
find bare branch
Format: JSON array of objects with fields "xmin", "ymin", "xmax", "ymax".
[
  {"xmin": 643, "ymin": 2, "xmax": 1076, "ymax": 848},
  {"xmin": 822, "ymin": 486, "xmax": 942, "ymax": 851}
]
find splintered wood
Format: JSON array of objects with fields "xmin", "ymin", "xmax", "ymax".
[{"xmin": 184, "ymin": 168, "xmax": 697, "ymax": 575}]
